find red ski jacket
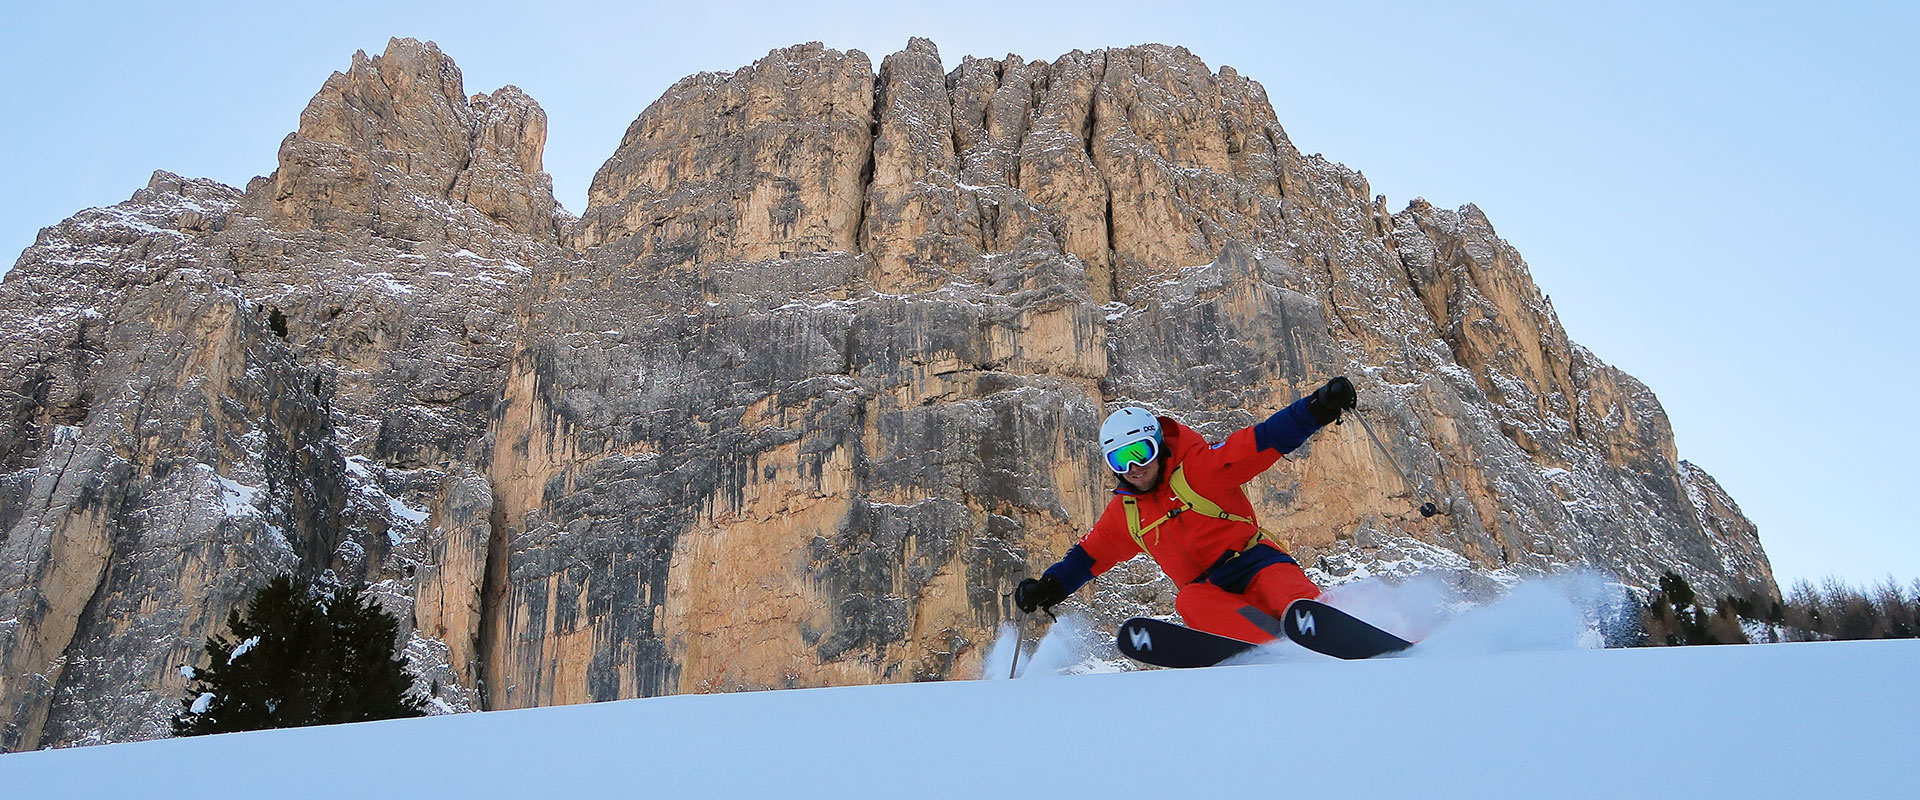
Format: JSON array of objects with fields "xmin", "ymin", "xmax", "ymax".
[
  {"xmin": 1077, "ymin": 416, "xmax": 1288, "ymax": 585},
  {"xmin": 1041, "ymin": 396, "xmax": 1325, "ymax": 597}
]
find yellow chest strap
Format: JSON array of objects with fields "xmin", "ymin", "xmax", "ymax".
[{"xmin": 1120, "ymin": 465, "xmax": 1290, "ymax": 555}]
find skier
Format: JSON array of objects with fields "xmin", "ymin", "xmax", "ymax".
[{"xmin": 1014, "ymin": 378, "xmax": 1357, "ymax": 643}]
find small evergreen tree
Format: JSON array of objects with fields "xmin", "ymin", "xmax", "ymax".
[
  {"xmin": 1707, "ymin": 599, "xmax": 1749, "ymax": 645},
  {"xmin": 1726, "ymin": 594, "xmax": 1755, "ymax": 621},
  {"xmin": 1657, "ymin": 571, "xmax": 1718, "ymax": 645},
  {"xmin": 1659, "ymin": 571, "xmax": 1697, "ymax": 615},
  {"xmin": 1642, "ymin": 591, "xmax": 1680, "ymax": 646},
  {"xmin": 1681, "ymin": 602, "xmax": 1717, "ymax": 645},
  {"xmin": 174, "ymin": 573, "xmax": 426, "ymax": 736}
]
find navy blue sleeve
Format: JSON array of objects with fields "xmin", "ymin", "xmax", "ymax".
[
  {"xmin": 1042, "ymin": 545, "xmax": 1098, "ymax": 595},
  {"xmin": 1253, "ymin": 395, "xmax": 1325, "ymax": 455}
]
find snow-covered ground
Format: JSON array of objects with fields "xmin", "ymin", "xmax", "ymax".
[{"xmin": 4, "ymin": 587, "xmax": 1917, "ymax": 798}]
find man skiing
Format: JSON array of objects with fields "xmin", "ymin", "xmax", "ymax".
[{"xmin": 1014, "ymin": 377, "xmax": 1356, "ymax": 643}]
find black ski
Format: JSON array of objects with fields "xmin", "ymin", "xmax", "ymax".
[
  {"xmin": 1115, "ymin": 617, "xmax": 1259, "ymax": 668},
  {"xmin": 1116, "ymin": 601, "xmax": 1413, "ymax": 667},
  {"xmin": 1280, "ymin": 598, "xmax": 1414, "ymax": 660}
]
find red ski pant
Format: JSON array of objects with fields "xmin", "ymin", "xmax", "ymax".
[{"xmin": 1175, "ymin": 562, "xmax": 1321, "ymax": 643}]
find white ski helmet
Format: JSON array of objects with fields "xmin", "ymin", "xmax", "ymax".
[{"xmin": 1100, "ymin": 407, "xmax": 1162, "ymax": 473}]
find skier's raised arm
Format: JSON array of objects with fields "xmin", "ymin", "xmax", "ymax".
[{"xmin": 1181, "ymin": 376, "xmax": 1356, "ymax": 489}]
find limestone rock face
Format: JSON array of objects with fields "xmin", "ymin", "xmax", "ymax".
[
  {"xmin": 571, "ymin": 43, "xmax": 873, "ymax": 264},
  {"xmin": 0, "ymin": 38, "xmax": 1772, "ymax": 750},
  {"xmin": 864, "ymin": 37, "xmax": 983, "ymax": 291}
]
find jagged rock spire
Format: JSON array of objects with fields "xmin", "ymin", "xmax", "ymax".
[{"xmin": 269, "ymin": 38, "xmax": 558, "ymax": 243}]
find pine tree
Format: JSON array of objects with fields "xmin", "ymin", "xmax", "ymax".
[
  {"xmin": 1727, "ymin": 594, "xmax": 1756, "ymax": 621},
  {"xmin": 174, "ymin": 573, "xmax": 426, "ymax": 736},
  {"xmin": 1643, "ymin": 592, "xmax": 1679, "ymax": 646},
  {"xmin": 1659, "ymin": 571, "xmax": 1697, "ymax": 614},
  {"xmin": 1707, "ymin": 599, "xmax": 1749, "ymax": 645},
  {"xmin": 1651, "ymin": 571, "xmax": 1717, "ymax": 645},
  {"xmin": 324, "ymin": 581, "xmax": 426, "ymax": 723}
]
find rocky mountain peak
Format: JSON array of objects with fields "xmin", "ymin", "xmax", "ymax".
[{"xmin": 268, "ymin": 38, "xmax": 557, "ymax": 244}]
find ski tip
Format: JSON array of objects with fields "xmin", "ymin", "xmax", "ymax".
[{"xmin": 1280, "ymin": 598, "xmax": 1414, "ymax": 659}]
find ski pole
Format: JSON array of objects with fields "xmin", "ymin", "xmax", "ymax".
[
  {"xmin": 1349, "ymin": 400, "xmax": 1456, "ymax": 519},
  {"xmin": 1009, "ymin": 610, "xmax": 1025, "ymax": 679},
  {"xmin": 1004, "ymin": 594, "xmax": 1056, "ymax": 679},
  {"xmin": 1351, "ymin": 408, "xmax": 1410, "ymax": 483}
]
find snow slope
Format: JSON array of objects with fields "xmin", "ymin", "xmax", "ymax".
[{"xmin": 2, "ymin": 637, "xmax": 1915, "ymax": 799}]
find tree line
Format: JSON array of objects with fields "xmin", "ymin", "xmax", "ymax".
[{"xmin": 1636, "ymin": 570, "xmax": 1920, "ymax": 646}]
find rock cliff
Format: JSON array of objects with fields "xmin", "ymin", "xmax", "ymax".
[{"xmin": 0, "ymin": 37, "xmax": 1773, "ymax": 750}]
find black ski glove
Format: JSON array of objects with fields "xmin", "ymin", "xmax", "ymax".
[
  {"xmin": 1014, "ymin": 576, "xmax": 1066, "ymax": 614},
  {"xmin": 1306, "ymin": 376, "xmax": 1357, "ymax": 425}
]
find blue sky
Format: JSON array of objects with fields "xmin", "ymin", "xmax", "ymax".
[{"xmin": 3, "ymin": 1, "xmax": 1914, "ymax": 590}]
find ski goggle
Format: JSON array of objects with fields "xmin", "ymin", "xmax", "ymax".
[{"xmin": 1105, "ymin": 437, "xmax": 1159, "ymax": 474}]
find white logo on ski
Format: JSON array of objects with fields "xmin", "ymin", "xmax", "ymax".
[
  {"xmin": 1293, "ymin": 608, "xmax": 1316, "ymax": 637},
  {"xmin": 1129, "ymin": 626, "xmax": 1153, "ymax": 651}
]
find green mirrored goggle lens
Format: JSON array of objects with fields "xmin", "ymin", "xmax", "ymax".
[{"xmin": 1105, "ymin": 438, "xmax": 1158, "ymax": 473}]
